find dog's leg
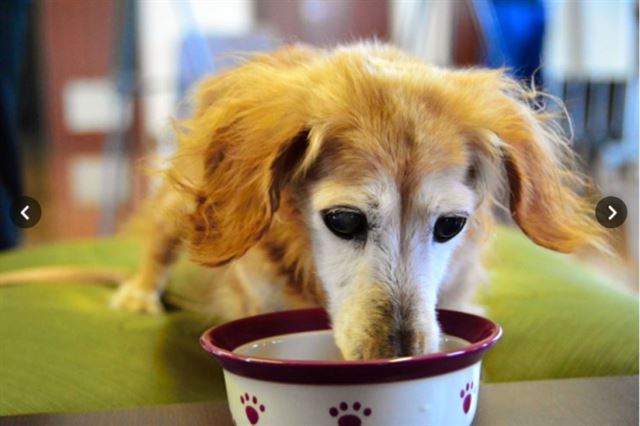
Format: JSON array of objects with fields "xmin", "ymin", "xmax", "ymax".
[
  {"xmin": 111, "ymin": 226, "xmax": 180, "ymax": 313},
  {"xmin": 111, "ymin": 185, "xmax": 186, "ymax": 314}
]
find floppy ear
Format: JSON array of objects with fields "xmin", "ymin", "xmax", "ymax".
[
  {"xmin": 461, "ymin": 71, "xmax": 604, "ymax": 252},
  {"xmin": 170, "ymin": 46, "xmax": 319, "ymax": 266}
]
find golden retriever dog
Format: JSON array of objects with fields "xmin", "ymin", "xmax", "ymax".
[{"xmin": 105, "ymin": 42, "xmax": 602, "ymax": 360}]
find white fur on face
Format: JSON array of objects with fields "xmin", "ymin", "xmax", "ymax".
[{"xmin": 307, "ymin": 169, "xmax": 476, "ymax": 359}]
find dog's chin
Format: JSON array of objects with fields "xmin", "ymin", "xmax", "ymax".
[
  {"xmin": 329, "ymin": 288, "xmax": 443, "ymax": 360},
  {"xmin": 334, "ymin": 324, "xmax": 441, "ymax": 361},
  {"xmin": 337, "ymin": 338, "xmax": 438, "ymax": 361}
]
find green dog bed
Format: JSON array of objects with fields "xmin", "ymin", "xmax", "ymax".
[{"xmin": 0, "ymin": 227, "xmax": 637, "ymax": 416}]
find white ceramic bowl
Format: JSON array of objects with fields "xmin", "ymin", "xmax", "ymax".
[{"xmin": 200, "ymin": 308, "xmax": 502, "ymax": 426}]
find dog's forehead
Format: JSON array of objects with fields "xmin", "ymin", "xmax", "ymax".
[
  {"xmin": 312, "ymin": 62, "xmax": 469, "ymax": 174},
  {"xmin": 309, "ymin": 101, "xmax": 469, "ymax": 188},
  {"xmin": 309, "ymin": 129, "xmax": 473, "ymax": 216},
  {"xmin": 306, "ymin": 56, "xmax": 474, "ymax": 211}
]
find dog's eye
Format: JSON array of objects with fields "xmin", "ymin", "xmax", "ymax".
[
  {"xmin": 322, "ymin": 208, "xmax": 367, "ymax": 241},
  {"xmin": 433, "ymin": 216, "xmax": 467, "ymax": 243}
]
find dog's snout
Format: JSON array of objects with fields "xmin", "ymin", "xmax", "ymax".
[
  {"xmin": 334, "ymin": 287, "xmax": 436, "ymax": 360},
  {"xmin": 391, "ymin": 327, "xmax": 413, "ymax": 356},
  {"xmin": 390, "ymin": 327, "xmax": 422, "ymax": 357}
]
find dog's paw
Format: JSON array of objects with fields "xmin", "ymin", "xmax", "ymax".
[{"xmin": 110, "ymin": 280, "xmax": 164, "ymax": 314}]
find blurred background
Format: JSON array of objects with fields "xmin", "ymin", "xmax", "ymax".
[{"xmin": 0, "ymin": 0, "xmax": 637, "ymax": 290}]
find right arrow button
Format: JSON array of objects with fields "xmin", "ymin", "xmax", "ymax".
[{"xmin": 596, "ymin": 196, "xmax": 627, "ymax": 229}]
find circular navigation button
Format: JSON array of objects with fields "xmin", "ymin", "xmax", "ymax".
[
  {"xmin": 595, "ymin": 196, "xmax": 627, "ymax": 229},
  {"xmin": 10, "ymin": 196, "xmax": 42, "ymax": 229}
]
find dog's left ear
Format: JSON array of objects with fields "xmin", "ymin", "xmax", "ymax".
[
  {"xmin": 170, "ymin": 46, "xmax": 321, "ymax": 266},
  {"xmin": 189, "ymin": 120, "xmax": 313, "ymax": 267},
  {"xmin": 461, "ymin": 71, "xmax": 604, "ymax": 253}
]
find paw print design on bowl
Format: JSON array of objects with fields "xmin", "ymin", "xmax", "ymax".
[
  {"xmin": 240, "ymin": 393, "xmax": 265, "ymax": 425},
  {"xmin": 459, "ymin": 381, "xmax": 474, "ymax": 414},
  {"xmin": 329, "ymin": 401, "xmax": 372, "ymax": 426}
]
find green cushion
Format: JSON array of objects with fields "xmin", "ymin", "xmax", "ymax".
[
  {"xmin": 480, "ymin": 230, "xmax": 638, "ymax": 382},
  {"xmin": 0, "ymin": 239, "xmax": 225, "ymax": 416},
  {"xmin": 0, "ymin": 228, "xmax": 637, "ymax": 415}
]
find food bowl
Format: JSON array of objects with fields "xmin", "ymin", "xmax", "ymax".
[{"xmin": 200, "ymin": 308, "xmax": 502, "ymax": 426}]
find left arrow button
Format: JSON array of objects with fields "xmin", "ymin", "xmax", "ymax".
[{"xmin": 10, "ymin": 197, "xmax": 41, "ymax": 228}]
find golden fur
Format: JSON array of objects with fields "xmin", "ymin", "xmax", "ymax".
[{"xmin": 109, "ymin": 42, "xmax": 605, "ymax": 359}]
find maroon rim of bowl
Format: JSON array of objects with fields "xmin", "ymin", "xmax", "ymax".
[{"xmin": 200, "ymin": 308, "xmax": 502, "ymax": 385}]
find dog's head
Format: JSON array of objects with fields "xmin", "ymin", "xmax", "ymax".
[{"xmin": 173, "ymin": 44, "xmax": 603, "ymax": 360}]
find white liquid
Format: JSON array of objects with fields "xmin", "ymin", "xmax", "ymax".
[{"xmin": 234, "ymin": 330, "xmax": 469, "ymax": 361}]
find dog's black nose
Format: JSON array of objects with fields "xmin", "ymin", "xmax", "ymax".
[{"xmin": 391, "ymin": 327, "xmax": 417, "ymax": 357}]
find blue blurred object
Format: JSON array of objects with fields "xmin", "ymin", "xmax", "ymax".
[
  {"xmin": 177, "ymin": 34, "xmax": 274, "ymax": 102},
  {"xmin": 114, "ymin": 0, "xmax": 137, "ymax": 97},
  {"xmin": 473, "ymin": 0, "xmax": 546, "ymax": 84},
  {"xmin": 176, "ymin": 1, "xmax": 215, "ymax": 98},
  {"xmin": 0, "ymin": 0, "xmax": 30, "ymax": 250},
  {"xmin": 174, "ymin": 1, "xmax": 273, "ymax": 116},
  {"xmin": 176, "ymin": 2, "xmax": 274, "ymax": 99}
]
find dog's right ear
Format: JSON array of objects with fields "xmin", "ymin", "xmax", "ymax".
[
  {"xmin": 456, "ymin": 70, "xmax": 605, "ymax": 253},
  {"xmin": 169, "ymin": 46, "xmax": 322, "ymax": 266}
]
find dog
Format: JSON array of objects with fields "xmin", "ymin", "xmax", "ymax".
[{"xmin": 103, "ymin": 42, "xmax": 603, "ymax": 360}]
